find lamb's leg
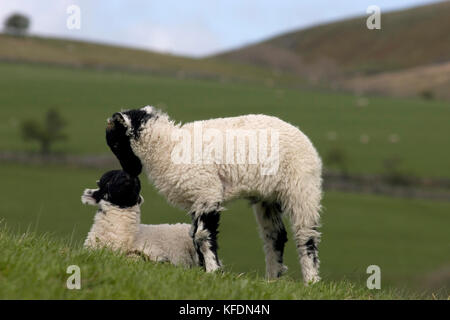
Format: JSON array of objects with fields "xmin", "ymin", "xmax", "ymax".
[
  {"xmin": 285, "ymin": 178, "xmax": 322, "ymax": 285},
  {"xmin": 292, "ymin": 223, "xmax": 321, "ymax": 284},
  {"xmin": 252, "ymin": 201, "xmax": 288, "ymax": 279},
  {"xmin": 190, "ymin": 210, "xmax": 221, "ymax": 272}
]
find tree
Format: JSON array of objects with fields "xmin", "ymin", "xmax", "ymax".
[
  {"xmin": 21, "ymin": 109, "xmax": 68, "ymax": 154},
  {"xmin": 4, "ymin": 13, "xmax": 30, "ymax": 36}
]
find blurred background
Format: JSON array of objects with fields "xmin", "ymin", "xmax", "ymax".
[{"xmin": 0, "ymin": 0, "xmax": 449, "ymax": 296}]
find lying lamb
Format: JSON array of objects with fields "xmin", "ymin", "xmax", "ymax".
[
  {"xmin": 105, "ymin": 106, "xmax": 323, "ymax": 284},
  {"xmin": 82, "ymin": 169, "xmax": 199, "ymax": 267}
]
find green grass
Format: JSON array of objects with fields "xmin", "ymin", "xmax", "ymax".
[
  {"xmin": 1, "ymin": 26, "xmax": 448, "ymax": 300},
  {"xmin": 0, "ymin": 58, "xmax": 448, "ymax": 299},
  {"xmin": 0, "ymin": 226, "xmax": 415, "ymax": 299},
  {"xmin": 0, "ymin": 163, "xmax": 449, "ymax": 297},
  {"xmin": 0, "ymin": 62, "xmax": 449, "ymax": 178}
]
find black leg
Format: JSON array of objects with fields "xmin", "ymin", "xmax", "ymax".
[
  {"xmin": 190, "ymin": 211, "xmax": 221, "ymax": 271},
  {"xmin": 253, "ymin": 201, "xmax": 288, "ymax": 279}
]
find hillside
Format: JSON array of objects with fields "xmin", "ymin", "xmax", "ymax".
[
  {"xmin": 0, "ymin": 227, "xmax": 414, "ymax": 299},
  {"xmin": 218, "ymin": 1, "xmax": 450, "ymax": 99},
  {"xmin": 343, "ymin": 61, "xmax": 450, "ymax": 99},
  {"xmin": 0, "ymin": 34, "xmax": 302, "ymax": 86},
  {"xmin": 1, "ymin": 2, "xmax": 449, "ymax": 99}
]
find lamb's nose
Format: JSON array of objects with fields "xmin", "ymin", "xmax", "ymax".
[
  {"xmin": 106, "ymin": 118, "xmax": 115, "ymax": 131},
  {"xmin": 107, "ymin": 113, "xmax": 124, "ymax": 130}
]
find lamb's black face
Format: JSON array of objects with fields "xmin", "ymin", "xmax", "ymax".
[
  {"xmin": 106, "ymin": 106, "xmax": 155, "ymax": 176},
  {"xmin": 81, "ymin": 170, "xmax": 142, "ymax": 208}
]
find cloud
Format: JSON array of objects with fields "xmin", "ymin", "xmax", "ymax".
[{"xmin": 124, "ymin": 22, "xmax": 221, "ymax": 57}]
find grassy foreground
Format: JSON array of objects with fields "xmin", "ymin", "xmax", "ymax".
[
  {"xmin": 0, "ymin": 227, "xmax": 412, "ymax": 300},
  {"xmin": 1, "ymin": 163, "xmax": 449, "ymax": 293}
]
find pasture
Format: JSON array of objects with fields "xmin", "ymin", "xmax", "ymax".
[
  {"xmin": 0, "ymin": 163, "xmax": 448, "ymax": 295},
  {"xmin": 0, "ymin": 61, "xmax": 449, "ymax": 298},
  {"xmin": 0, "ymin": 62, "xmax": 449, "ymax": 177}
]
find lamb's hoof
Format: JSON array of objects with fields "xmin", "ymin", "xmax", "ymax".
[
  {"xmin": 280, "ymin": 265, "xmax": 288, "ymax": 275},
  {"xmin": 206, "ymin": 266, "xmax": 222, "ymax": 273},
  {"xmin": 205, "ymin": 262, "xmax": 223, "ymax": 273},
  {"xmin": 266, "ymin": 265, "xmax": 288, "ymax": 279},
  {"xmin": 304, "ymin": 275, "xmax": 321, "ymax": 286}
]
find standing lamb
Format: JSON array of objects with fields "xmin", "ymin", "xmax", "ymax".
[
  {"xmin": 106, "ymin": 106, "xmax": 322, "ymax": 284},
  {"xmin": 82, "ymin": 169, "xmax": 199, "ymax": 268}
]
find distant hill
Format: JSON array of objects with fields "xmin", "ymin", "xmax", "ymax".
[
  {"xmin": 0, "ymin": 34, "xmax": 301, "ymax": 87},
  {"xmin": 217, "ymin": 1, "xmax": 450, "ymax": 99},
  {"xmin": 1, "ymin": 1, "xmax": 449, "ymax": 99}
]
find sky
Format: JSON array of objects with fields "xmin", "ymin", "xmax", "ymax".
[{"xmin": 0, "ymin": 0, "xmax": 443, "ymax": 57}]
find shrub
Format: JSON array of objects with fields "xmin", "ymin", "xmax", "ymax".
[
  {"xmin": 419, "ymin": 90, "xmax": 434, "ymax": 100},
  {"xmin": 21, "ymin": 109, "xmax": 68, "ymax": 154}
]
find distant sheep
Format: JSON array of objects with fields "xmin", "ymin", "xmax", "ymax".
[
  {"xmin": 82, "ymin": 170, "xmax": 199, "ymax": 268},
  {"xmin": 106, "ymin": 106, "xmax": 322, "ymax": 284}
]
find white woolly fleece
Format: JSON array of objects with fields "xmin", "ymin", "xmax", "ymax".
[
  {"xmin": 132, "ymin": 113, "xmax": 322, "ymax": 221},
  {"xmin": 84, "ymin": 200, "xmax": 199, "ymax": 268},
  {"xmin": 130, "ymin": 111, "xmax": 323, "ymax": 283}
]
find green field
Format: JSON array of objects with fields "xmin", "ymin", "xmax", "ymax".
[
  {"xmin": 0, "ymin": 61, "xmax": 449, "ymax": 299},
  {"xmin": 1, "ymin": 62, "xmax": 449, "ymax": 177},
  {"xmin": 0, "ymin": 163, "xmax": 448, "ymax": 297}
]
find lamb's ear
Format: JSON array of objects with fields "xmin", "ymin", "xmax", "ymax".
[
  {"xmin": 107, "ymin": 112, "xmax": 133, "ymax": 137},
  {"xmin": 138, "ymin": 195, "xmax": 144, "ymax": 205},
  {"xmin": 81, "ymin": 188, "xmax": 100, "ymax": 206}
]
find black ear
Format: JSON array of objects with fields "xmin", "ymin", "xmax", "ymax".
[
  {"xmin": 107, "ymin": 113, "xmax": 128, "ymax": 134},
  {"xmin": 111, "ymin": 112, "xmax": 124, "ymax": 122},
  {"xmin": 121, "ymin": 109, "xmax": 153, "ymax": 139}
]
